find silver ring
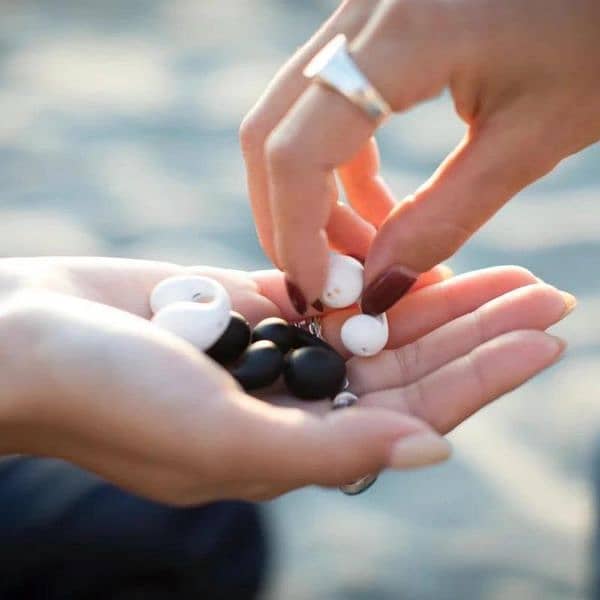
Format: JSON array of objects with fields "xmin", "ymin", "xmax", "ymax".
[{"xmin": 303, "ymin": 34, "xmax": 392, "ymax": 123}]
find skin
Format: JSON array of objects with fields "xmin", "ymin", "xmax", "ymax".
[
  {"xmin": 241, "ymin": 0, "xmax": 600, "ymax": 307},
  {"xmin": 0, "ymin": 257, "xmax": 572, "ymax": 505}
]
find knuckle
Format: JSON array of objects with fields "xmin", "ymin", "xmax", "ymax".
[
  {"xmin": 265, "ymin": 130, "xmax": 299, "ymax": 171},
  {"xmin": 239, "ymin": 110, "xmax": 269, "ymax": 157},
  {"xmin": 464, "ymin": 352, "xmax": 488, "ymax": 406},
  {"xmin": 468, "ymin": 309, "xmax": 486, "ymax": 347},
  {"xmin": 406, "ymin": 378, "xmax": 426, "ymax": 415},
  {"xmin": 413, "ymin": 214, "xmax": 472, "ymax": 265},
  {"xmin": 393, "ymin": 340, "xmax": 421, "ymax": 383},
  {"xmin": 509, "ymin": 136, "xmax": 559, "ymax": 185}
]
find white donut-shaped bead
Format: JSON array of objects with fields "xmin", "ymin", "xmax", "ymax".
[
  {"xmin": 152, "ymin": 301, "xmax": 231, "ymax": 351},
  {"xmin": 340, "ymin": 313, "xmax": 389, "ymax": 357},
  {"xmin": 320, "ymin": 253, "xmax": 364, "ymax": 309},
  {"xmin": 150, "ymin": 275, "xmax": 231, "ymax": 315}
]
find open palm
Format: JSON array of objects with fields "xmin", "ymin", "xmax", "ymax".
[{"xmin": 0, "ymin": 257, "xmax": 570, "ymax": 504}]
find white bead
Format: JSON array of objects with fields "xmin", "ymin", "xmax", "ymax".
[
  {"xmin": 320, "ymin": 253, "xmax": 364, "ymax": 309},
  {"xmin": 150, "ymin": 275, "xmax": 231, "ymax": 315},
  {"xmin": 340, "ymin": 313, "xmax": 388, "ymax": 357},
  {"xmin": 152, "ymin": 301, "xmax": 230, "ymax": 351}
]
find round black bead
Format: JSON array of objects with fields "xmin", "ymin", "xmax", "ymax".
[
  {"xmin": 252, "ymin": 317, "xmax": 296, "ymax": 354},
  {"xmin": 283, "ymin": 346, "xmax": 347, "ymax": 400},
  {"xmin": 230, "ymin": 340, "xmax": 284, "ymax": 391},
  {"xmin": 206, "ymin": 311, "xmax": 251, "ymax": 365},
  {"xmin": 292, "ymin": 327, "xmax": 336, "ymax": 352}
]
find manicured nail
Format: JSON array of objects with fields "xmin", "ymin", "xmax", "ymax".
[
  {"xmin": 311, "ymin": 299, "xmax": 324, "ymax": 312},
  {"xmin": 361, "ymin": 265, "xmax": 419, "ymax": 315},
  {"xmin": 285, "ymin": 277, "xmax": 307, "ymax": 315},
  {"xmin": 550, "ymin": 334, "xmax": 568, "ymax": 355},
  {"xmin": 438, "ymin": 265, "xmax": 454, "ymax": 280},
  {"xmin": 388, "ymin": 432, "xmax": 451, "ymax": 470},
  {"xmin": 559, "ymin": 290, "xmax": 577, "ymax": 318}
]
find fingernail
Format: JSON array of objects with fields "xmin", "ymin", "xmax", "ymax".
[
  {"xmin": 285, "ymin": 277, "xmax": 307, "ymax": 315},
  {"xmin": 311, "ymin": 299, "xmax": 324, "ymax": 312},
  {"xmin": 388, "ymin": 432, "xmax": 451, "ymax": 470},
  {"xmin": 438, "ymin": 265, "xmax": 454, "ymax": 279},
  {"xmin": 550, "ymin": 334, "xmax": 568, "ymax": 355},
  {"xmin": 559, "ymin": 290, "xmax": 577, "ymax": 318},
  {"xmin": 361, "ymin": 265, "xmax": 419, "ymax": 315}
]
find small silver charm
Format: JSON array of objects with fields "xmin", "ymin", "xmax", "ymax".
[
  {"xmin": 332, "ymin": 390, "xmax": 358, "ymax": 410},
  {"xmin": 293, "ymin": 316, "xmax": 323, "ymax": 339},
  {"xmin": 331, "ymin": 390, "xmax": 379, "ymax": 496},
  {"xmin": 339, "ymin": 473, "xmax": 378, "ymax": 496}
]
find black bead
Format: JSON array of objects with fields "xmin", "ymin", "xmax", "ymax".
[
  {"xmin": 283, "ymin": 347, "xmax": 346, "ymax": 400},
  {"xmin": 230, "ymin": 340, "xmax": 284, "ymax": 391},
  {"xmin": 252, "ymin": 317, "xmax": 296, "ymax": 354},
  {"xmin": 292, "ymin": 327, "xmax": 336, "ymax": 353},
  {"xmin": 206, "ymin": 311, "xmax": 251, "ymax": 366}
]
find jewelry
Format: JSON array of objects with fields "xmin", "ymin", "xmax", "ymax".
[
  {"xmin": 339, "ymin": 473, "xmax": 378, "ymax": 496},
  {"xmin": 293, "ymin": 315, "xmax": 323, "ymax": 339},
  {"xmin": 303, "ymin": 34, "xmax": 392, "ymax": 123}
]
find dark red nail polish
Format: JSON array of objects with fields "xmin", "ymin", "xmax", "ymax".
[
  {"xmin": 311, "ymin": 299, "xmax": 324, "ymax": 312},
  {"xmin": 285, "ymin": 277, "xmax": 307, "ymax": 315},
  {"xmin": 361, "ymin": 265, "xmax": 419, "ymax": 315}
]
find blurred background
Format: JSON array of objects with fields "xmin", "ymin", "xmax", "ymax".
[{"xmin": 1, "ymin": 1, "xmax": 599, "ymax": 598}]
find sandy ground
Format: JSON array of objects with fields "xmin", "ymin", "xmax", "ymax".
[{"xmin": 1, "ymin": 1, "xmax": 599, "ymax": 598}]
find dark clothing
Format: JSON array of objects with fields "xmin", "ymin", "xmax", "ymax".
[{"xmin": 0, "ymin": 457, "xmax": 267, "ymax": 599}]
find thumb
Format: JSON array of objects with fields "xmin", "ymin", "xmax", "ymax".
[
  {"xmin": 361, "ymin": 120, "xmax": 558, "ymax": 315},
  {"xmin": 232, "ymin": 398, "xmax": 451, "ymax": 494}
]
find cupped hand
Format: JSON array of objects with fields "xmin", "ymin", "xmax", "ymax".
[
  {"xmin": 0, "ymin": 258, "xmax": 571, "ymax": 504},
  {"xmin": 241, "ymin": 0, "xmax": 600, "ymax": 313}
]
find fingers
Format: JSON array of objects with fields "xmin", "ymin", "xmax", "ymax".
[
  {"xmin": 241, "ymin": 0, "xmax": 379, "ymax": 261},
  {"xmin": 228, "ymin": 396, "xmax": 450, "ymax": 492},
  {"xmin": 267, "ymin": 84, "xmax": 378, "ymax": 306},
  {"xmin": 409, "ymin": 263, "xmax": 453, "ymax": 292},
  {"xmin": 348, "ymin": 283, "xmax": 573, "ymax": 395},
  {"xmin": 361, "ymin": 120, "xmax": 559, "ymax": 313},
  {"xmin": 321, "ymin": 265, "xmax": 539, "ymax": 354},
  {"xmin": 266, "ymin": 1, "xmax": 460, "ymax": 306},
  {"xmin": 250, "ymin": 262, "xmax": 453, "ymax": 324},
  {"xmin": 337, "ymin": 137, "xmax": 395, "ymax": 228},
  {"xmin": 385, "ymin": 266, "xmax": 538, "ymax": 347},
  {"xmin": 325, "ymin": 201, "xmax": 375, "ymax": 259},
  {"xmin": 250, "ymin": 269, "xmax": 324, "ymax": 322},
  {"xmin": 361, "ymin": 330, "xmax": 566, "ymax": 434},
  {"xmin": 263, "ymin": 0, "xmax": 560, "ymax": 313}
]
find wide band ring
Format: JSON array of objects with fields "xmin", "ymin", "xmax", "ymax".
[{"xmin": 303, "ymin": 34, "xmax": 392, "ymax": 124}]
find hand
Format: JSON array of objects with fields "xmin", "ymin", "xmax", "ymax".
[
  {"xmin": 241, "ymin": 0, "xmax": 600, "ymax": 313},
  {"xmin": 0, "ymin": 258, "xmax": 570, "ymax": 504}
]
